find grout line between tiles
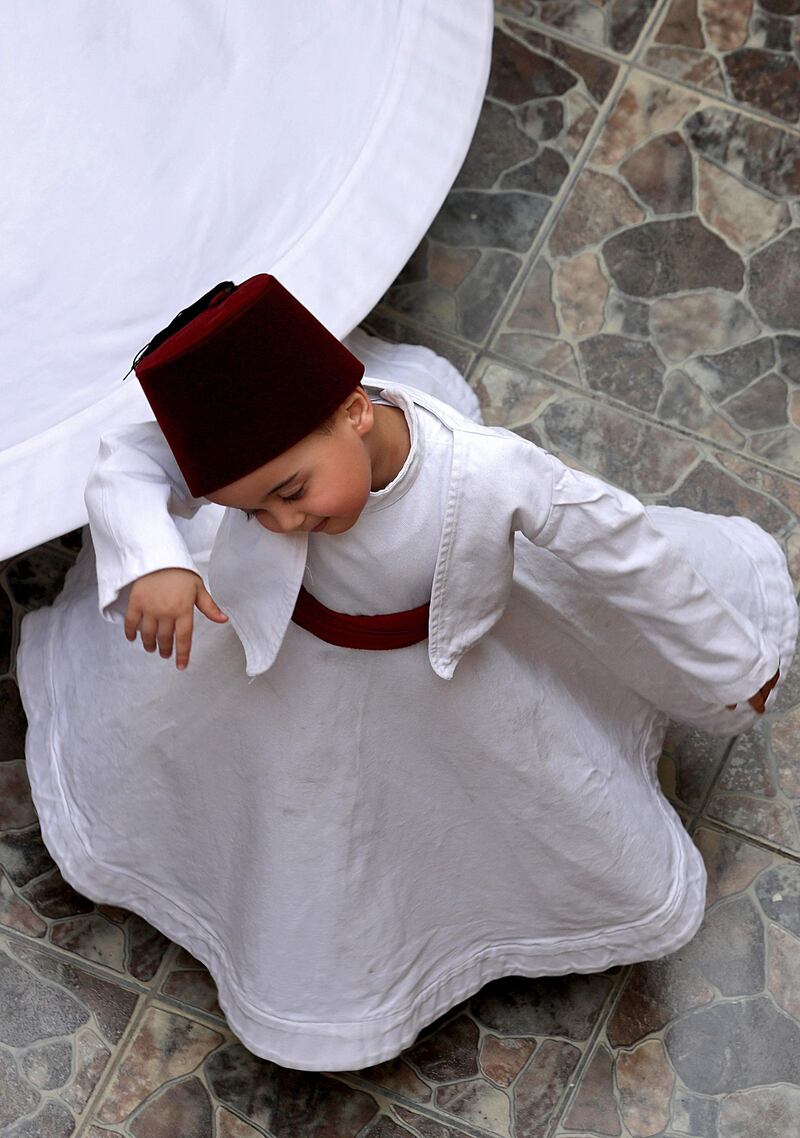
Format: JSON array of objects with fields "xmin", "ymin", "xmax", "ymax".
[
  {"xmin": 380, "ymin": 11, "xmax": 800, "ymax": 383},
  {"xmin": 149, "ymin": 987, "xmax": 228, "ymax": 1032},
  {"xmin": 73, "ymin": 989, "xmax": 267, "ymax": 1138},
  {"xmin": 691, "ymin": 815, "xmax": 800, "ymax": 866},
  {"xmin": 497, "ymin": 2, "xmax": 800, "ymax": 139},
  {"xmin": 493, "ymin": 8, "xmax": 625, "ymax": 64},
  {"xmin": 485, "ymin": 0, "xmax": 800, "ymax": 357},
  {"xmin": 692, "ymin": 735, "xmax": 740, "ymax": 823},
  {"xmin": 147, "ymin": 936, "xmax": 181, "ymax": 994},
  {"xmin": 71, "ymin": 984, "xmax": 151, "ymax": 1138},
  {"xmin": 494, "ymin": 0, "xmax": 670, "ymax": 68},
  {"xmin": 1, "ymin": 921, "xmax": 246, "ymax": 1048},
  {"xmin": 357, "ymin": 308, "xmax": 800, "ymax": 505},
  {"xmin": 0, "ymin": 922, "xmax": 156, "ymax": 996},
  {"xmin": 480, "ymin": 67, "xmax": 634, "ymax": 353},
  {"xmin": 542, "ymin": 963, "xmax": 634, "ymax": 1138},
  {"xmin": 377, "ymin": 11, "xmax": 641, "ymax": 359},
  {"xmin": 633, "ymin": 58, "xmax": 800, "ymax": 138},
  {"xmin": 332, "ymin": 1070, "xmax": 507, "ymax": 1138},
  {"xmin": 478, "ymin": 344, "xmax": 800, "ymax": 494},
  {"xmin": 629, "ymin": 0, "xmax": 676, "ymax": 62}
]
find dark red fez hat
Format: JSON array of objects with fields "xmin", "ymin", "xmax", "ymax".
[{"xmin": 134, "ymin": 274, "xmax": 365, "ymax": 496}]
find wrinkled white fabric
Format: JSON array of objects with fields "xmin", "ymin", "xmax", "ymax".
[
  {"xmin": 18, "ymin": 345, "xmax": 798, "ymax": 1072},
  {"xmin": 0, "ymin": 1, "xmax": 492, "ymax": 557}
]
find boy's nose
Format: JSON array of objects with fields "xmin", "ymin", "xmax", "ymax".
[{"xmin": 258, "ymin": 506, "xmax": 305, "ymax": 534}]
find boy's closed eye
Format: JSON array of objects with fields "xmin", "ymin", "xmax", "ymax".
[{"xmin": 241, "ymin": 485, "xmax": 304, "ymax": 520}]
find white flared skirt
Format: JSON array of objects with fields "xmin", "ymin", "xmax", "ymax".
[{"xmin": 18, "ymin": 495, "xmax": 797, "ymax": 1070}]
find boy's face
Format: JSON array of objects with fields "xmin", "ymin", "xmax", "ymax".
[{"xmin": 205, "ymin": 390, "xmax": 374, "ymax": 536}]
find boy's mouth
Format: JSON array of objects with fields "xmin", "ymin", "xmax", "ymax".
[{"xmin": 311, "ymin": 518, "xmax": 328, "ymax": 533}]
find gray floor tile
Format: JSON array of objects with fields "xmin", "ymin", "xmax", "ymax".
[
  {"xmin": 378, "ymin": 17, "xmax": 621, "ymax": 346},
  {"xmin": 490, "ymin": 69, "xmax": 800, "ymax": 480},
  {"xmin": 645, "ymin": 0, "xmax": 800, "ymax": 126},
  {"xmin": 0, "ymin": 931, "xmax": 140, "ymax": 1135},
  {"xmin": 553, "ymin": 826, "xmax": 800, "ymax": 1137},
  {"xmin": 706, "ymin": 711, "xmax": 800, "ymax": 856},
  {"xmin": 496, "ymin": 0, "xmax": 660, "ymax": 58}
]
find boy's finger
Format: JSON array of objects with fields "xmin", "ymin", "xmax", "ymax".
[
  {"xmin": 196, "ymin": 586, "xmax": 228, "ymax": 623},
  {"xmin": 139, "ymin": 614, "xmax": 158, "ymax": 653},
  {"xmin": 124, "ymin": 608, "xmax": 142, "ymax": 642},
  {"xmin": 175, "ymin": 614, "xmax": 194, "ymax": 670},
  {"xmin": 157, "ymin": 617, "xmax": 175, "ymax": 659}
]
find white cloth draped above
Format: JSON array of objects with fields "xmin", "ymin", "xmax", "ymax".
[{"xmin": 0, "ymin": 0, "xmax": 491, "ymax": 558}]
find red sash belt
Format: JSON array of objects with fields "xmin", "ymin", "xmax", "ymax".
[{"xmin": 291, "ymin": 585, "xmax": 429, "ymax": 650}]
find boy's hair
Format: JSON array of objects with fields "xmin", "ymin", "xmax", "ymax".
[{"xmin": 314, "ymin": 414, "xmax": 336, "ymax": 436}]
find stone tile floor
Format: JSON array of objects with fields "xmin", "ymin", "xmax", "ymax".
[{"xmin": 2, "ymin": 1, "xmax": 800, "ymax": 1134}]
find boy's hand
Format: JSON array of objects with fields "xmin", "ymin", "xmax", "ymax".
[
  {"xmin": 124, "ymin": 568, "xmax": 228, "ymax": 670},
  {"xmin": 726, "ymin": 669, "xmax": 780, "ymax": 716}
]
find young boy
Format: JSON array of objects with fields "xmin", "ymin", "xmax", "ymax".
[{"xmin": 18, "ymin": 274, "xmax": 795, "ymax": 1071}]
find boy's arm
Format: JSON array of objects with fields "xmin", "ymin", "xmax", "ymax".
[
  {"xmin": 513, "ymin": 447, "xmax": 780, "ymax": 712},
  {"xmin": 84, "ymin": 421, "xmax": 208, "ymax": 623},
  {"xmin": 86, "ymin": 422, "xmax": 228, "ymax": 668}
]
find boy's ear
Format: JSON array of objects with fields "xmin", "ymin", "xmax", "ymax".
[{"xmin": 342, "ymin": 386, "xmax": 373, "ymax": 436}]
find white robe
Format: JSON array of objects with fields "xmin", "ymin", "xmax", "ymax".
[{"xmin": 18, "ymin": 341, "xmax": 798, "ymax": 1071}]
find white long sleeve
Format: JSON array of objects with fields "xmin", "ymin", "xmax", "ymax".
[
  {"xmin": 516, "ymin": 453, "xmax": 779, "ymax": 710},
  {"xmin": 84, "ymin": 422, "xmax": 208, "ymax": 622}
]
